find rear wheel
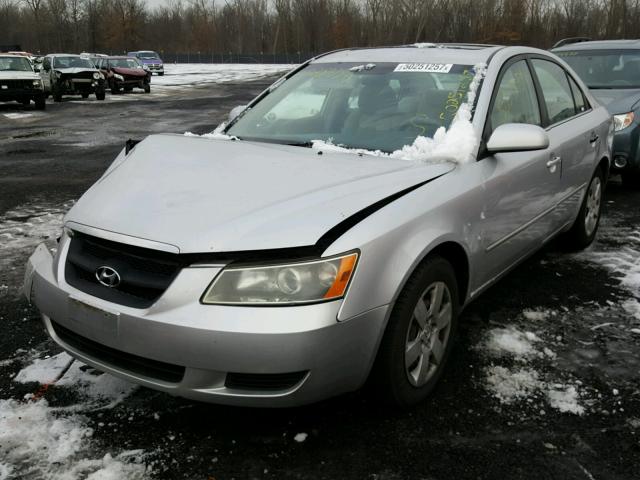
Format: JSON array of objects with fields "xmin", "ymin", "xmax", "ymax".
[
  {"xmin": 143, "ymin": 83, "xmax": 150, "ymax": 93},
  {"xmin": 370, "ymin": 255, "xmax": 459, "ymax": 407},
  {"xmin": 95, "ymin": 89, "xmax": 106, "ymax": 101},
  {"xmin": 563, "ymin": 167, "xmax": 604, "ymax": 250}
]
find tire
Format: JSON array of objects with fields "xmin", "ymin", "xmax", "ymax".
[
  {"xmin": 563, "ymin": 167, "xmax": 604, "ymax": 250},
  {"xmin": 622, "ymin": 171, "xmax": 640, "ymax": 189},
  {"xmin": 21, "ymin": 98, "xmax": 30, "ymax": 106},
  {"xmin": 34, "ymin": 96, "xmax": 46, "ymax": 110},
  {"xmin": 143, "ymin": 83, "xmax": 150, "ymax": 93},
  {"xmin": 111, "ymin": 81, "xmax": 120, "ymax": 94},
  {"xmin": 52, "ymin": 86, "xmax": 62, "ymax": 102},
  {"xmin": 124, "ymin": 86, "xmax": 133, "ymax": 92},
  {"xmin": 81, "ymin": 92, "xmax": 89, "ymax": 99},
  {"xmin": 370, "ymin": 255, "xmax": 460, "ymax": 407},
  {"xmin": 95, "ymin": 89, "xmax": 106, "ymax": 101},
  {"xmin": 158, "ymin": 72, "xmax": 164, "ymax": 76}
]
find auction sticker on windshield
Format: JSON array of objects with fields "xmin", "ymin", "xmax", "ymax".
[{"xmin": 394, "ymin": 63, "xmax": 453, "ymax": 73}]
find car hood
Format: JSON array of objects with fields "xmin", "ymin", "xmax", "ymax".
[
  {"xmin": 64, "ymin": 134, "xmax": 455, "ymax": 253},
  {"xmin": 55, "ymin": 67, "xmax": 98, "ymax": 75},
  {"xmin": 112, "ymin": 67, "xmax": 146, "ymax": 77},
  {"xmin": 0, "ymin": 71, "xmax": 39, "ymax": 80},
  {"xmin": 589, "ymin": 88, "xmax": 640, "ymax": 114}
]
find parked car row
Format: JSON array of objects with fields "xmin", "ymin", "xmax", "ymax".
[{"xmin": 0, "ymin": 50, "xmax": 164, "ymax": 108}]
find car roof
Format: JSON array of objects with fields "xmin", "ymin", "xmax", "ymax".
[
  {"xmin": 313, "ymin": 44, "xmax": 504, "ymax": 65},
  {"xmin": 107, "ymin": 56, "xmax": 134, "ymax": 59},
  {"xmin": 553, "ymin": 39, "xmax": 640, "ymax": 51},
  {"xmin": 49, "ymin": 54, "xmax": 82, "ymax": 57}
]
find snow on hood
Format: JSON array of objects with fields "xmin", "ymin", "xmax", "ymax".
[
  {"xmin": 0, "ymin": 70, "xmax": 39, "ymax": 80},
  {"xmin": 64, "ymin": 134, "xmax": 454, "ymax": 253},
  {"xmin": 589, "ymin": 88, "xmax": 640, "ymax": 114},
  {"xmin": 311, "ymin": 63, "xmax": 487, "ymax": 164}
]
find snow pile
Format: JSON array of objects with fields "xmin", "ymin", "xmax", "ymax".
[
  {"xmin": 485, "ymin": 366, "xmax": 542, "ymax": 404},
  {"xmin": 293, "ymin": 433, "xmax": 308, "ymax": 443},
  {"xmin": 480, "ymin": 324, "xmax": 586, "ymax": 415},
  {"xmin": 15, "ymin": 352, "xmax": 137, "ymax": 409},
  {"xmin": 413, "ymin": 43, "xmax": 437, "ymax": 48},
  {"xmin": 3, "ymin": 352, "xmax": 146, "ymax": 478},
  {"xmin": 547, "ymin": 386, "xmax": 585, "ymax": 415},
  {"xmin": 483, "ymin": 326, "xmax": 541, "ymax": 359},
  {"xmin": 312, "ymin": 63, "xmax": 487, "ymax": 164},
  {"xmin": 576, "ymin": 218, "xmax": 640, "ymax": 321},
  {"xmin": 0, "ymin": 399, "xmax": 147, "ymax": 479}
]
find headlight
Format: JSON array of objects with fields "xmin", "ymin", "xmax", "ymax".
[
  {"xmin": 114, "ymin": 74, "xmax": 124, "ymax": 81},
  {"xmin": 32, "ymin": 79, "xmax": 41, "ymax": 86},
  {"xmin": 614, "ymin": 112, "xmax": 635, "ymax": 131},
  {"xmin": 201, "ymin": 252, "xmax": 358, "ymax": 305},
  {"xmin": 93, "ymin": 72, "xmax": 100, "ymax": 80}
]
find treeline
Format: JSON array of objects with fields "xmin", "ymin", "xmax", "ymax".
[{"xmin": 2, "ymin": 0, "xmax": 640, "ymax": 56}]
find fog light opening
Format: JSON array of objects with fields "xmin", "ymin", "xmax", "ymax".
[{"xmin": 614, "ymin": 156, "xmax": 628, "ymax": 169}]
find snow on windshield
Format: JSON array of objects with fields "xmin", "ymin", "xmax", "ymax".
[{"xmin": 312, "ymin": 63, "xmax": 487, "ymax": 164}]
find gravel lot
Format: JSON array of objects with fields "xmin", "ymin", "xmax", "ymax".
[{"xmin": 1, "ymin": 70, "xmax": 639, "ymax": 479}]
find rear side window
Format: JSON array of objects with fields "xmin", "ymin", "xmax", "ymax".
[
  {"xmin": 489, "ymin": 60, "xmax": 541, "ymax": 133},
  {"xmin": 531, "ymin": 59, "xmax": 576, "ymax": 124},
  {"xmin": 567, "ymin": 75, "xmax": 588, "ymax": 113}
]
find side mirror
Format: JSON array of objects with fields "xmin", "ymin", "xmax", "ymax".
[
  {"xmin": 486, "ymin": 123, "xmax": 549, "ymax": 153},
  {"xmin": 228, "ymin": 105, "xmax": 247, "ymax": 123}
]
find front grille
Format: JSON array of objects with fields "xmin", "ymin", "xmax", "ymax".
[
  {"xmin": 0, "ymin": 79, "xmax": 33, "ymax": 90},
  {"xmin": 64, "ymin": 233, "xmax": 183, "ymax": 308},
  {"xmin": 225, "ymin": 371, "xmax": 307, "ymax": 391},
  {"xmin": 51, "ymin": 320, "xmax": 185, "ymax": 383}
]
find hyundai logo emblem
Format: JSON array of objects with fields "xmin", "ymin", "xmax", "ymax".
[{"xmin": 95, "ymin": 266, "xmax": 121, "ymax": 288}]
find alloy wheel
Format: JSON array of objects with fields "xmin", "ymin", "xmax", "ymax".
[
  {"xmin": 584, "ymin": 176, "xmax": 602, "ymax": 237},
  {"xmin": 404, "ymin": 281, "xmax": 453, "ymax": 387}
]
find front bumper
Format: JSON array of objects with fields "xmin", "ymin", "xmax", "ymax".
[
  {"xmin": 611, "ymin": 123, "xmax": 640, "ymax": 173},
  {"xmin": 25, "ymin": 240, "xmax": 387, "ymax": 407}
]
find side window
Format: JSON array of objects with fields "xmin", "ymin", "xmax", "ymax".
[
  {"xmin": 567, "ymin": 75, "xmax": 588, "ymax": 113},
  {"xmin": 531, "ymin": 59, "xmax": 576, "ymax": 124},
  {"xmin": 489, "ymin": 60, "xmax": 541, "ymax": 133}
]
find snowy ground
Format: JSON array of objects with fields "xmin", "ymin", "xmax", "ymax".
[{"xmin": 1, "ymin": 76, "xmax": 639, "ymax": 479}]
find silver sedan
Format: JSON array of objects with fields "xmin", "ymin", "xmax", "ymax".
[{"xmin": 25, "ymin": 44, "xmax": 612, "ymax": 407}]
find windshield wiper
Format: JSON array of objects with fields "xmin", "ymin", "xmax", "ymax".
[{"xmin": 284, "ymin": 141, "xmax": 314, "ymax": 148}]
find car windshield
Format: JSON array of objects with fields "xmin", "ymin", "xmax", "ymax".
[
  {"xmin": 138, "ymin": 52, "xmax": 159, "ymax": 60},
  {"xmin": 110, "ymin": 58, "xmax": 142, "ymax": 68},
  {"xmin": 557, "ymin": 49, "xmax": 640, "ymax": 89},
  {"xmin": 55, "ymin": 56, "xmax": 94, "ymax": 69},
  {"xmin": 0, "ymin": 56, "xmax": 32, "ymax": 72},
  {"xmin": 226, "ymin": 62, "xmax": 477, "ymax": 153}
]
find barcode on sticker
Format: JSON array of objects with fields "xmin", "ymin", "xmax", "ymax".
[{"xmin": 394, "ymin": 63, "xmax": 453, "ymax": 73}]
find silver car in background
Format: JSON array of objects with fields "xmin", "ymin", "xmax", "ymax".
[{"xmin": 24, "ymin": 44, "xmax": 612, "ymax": 407}]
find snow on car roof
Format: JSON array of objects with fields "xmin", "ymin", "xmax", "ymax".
[{"xmin": 313, "ymin": 44, "xmax": 503, "ymax": 64}]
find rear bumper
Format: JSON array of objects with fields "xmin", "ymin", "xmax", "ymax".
[{"xmin": 25, "ymin": 241, "xmax": 388, "ymax": 407}]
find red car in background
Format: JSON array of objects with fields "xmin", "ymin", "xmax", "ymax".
[{"xmin": 97, "ymin": 56, "xmax": 151, "ymax": 93}]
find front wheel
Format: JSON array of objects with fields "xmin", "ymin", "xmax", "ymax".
[
  {"xmin": 370, "ymin": 255, "xmax": 459, "ymax": 407},
  {"xmin": 34, "ymin": 96, "xmax": 46, "ymax": 110},
  {"xmin": 95, "ymin": 89, "xmax": 106, "ymax": 101},
  {"xmin": 81, "ymin": 92, "xmax": 89, "ymax": 99},
  {"xmin": 143, "ymin": 83, "xmax": 150, "ymax": 93},
  {"xmin": 52, "ymin": 86, "xmax": 62, "ymax": 102},
  {"xmin": 563, "ymin": 167, "xmax": 604, "ymax": 250}
]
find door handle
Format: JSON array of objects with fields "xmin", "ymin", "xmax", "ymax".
[
  {"xmin": 589, "ymin": 132, "xmax": 599, "ymax": 143},
  {"xmin": 546, "ymin": 156, "xmax": 561, "ymax": 173}
]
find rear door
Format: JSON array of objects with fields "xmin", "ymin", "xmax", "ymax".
[{"xmin": 530, "ymin": 58, "xmax": 595, "ymax": 227}]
